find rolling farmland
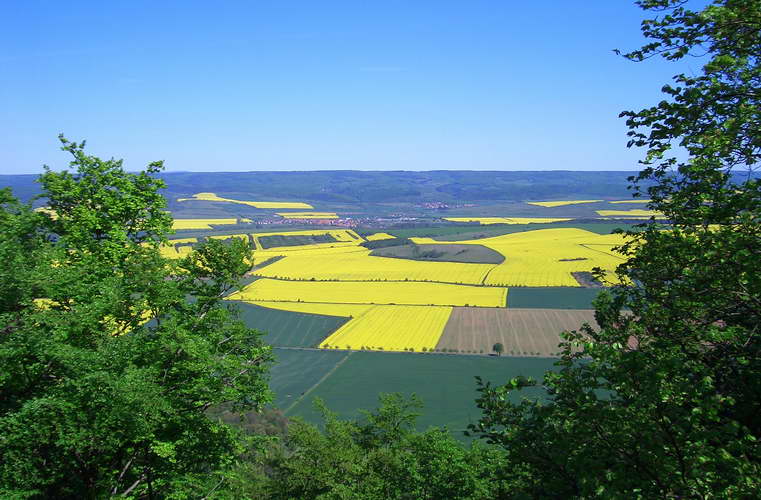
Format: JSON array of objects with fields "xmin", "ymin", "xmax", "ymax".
[
  {"xmin": 188, "ymin": 225, "xmax": 624, "ymax": 358},
  {"xmin": 121, "ymin": 179, "xmax": 652, "ymax": 435},
  {"xmin": 412, "ymin": 228, "xmax": 628, "ymax": 286}
]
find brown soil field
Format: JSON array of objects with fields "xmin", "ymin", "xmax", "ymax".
[{"xmin": 435, "ymin": 307, "xmax": 598, "ymax": 357}]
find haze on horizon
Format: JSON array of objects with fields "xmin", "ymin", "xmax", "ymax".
[{"xmin": 1, "ymin": 1, "xmax": 692, "ymax": 175}]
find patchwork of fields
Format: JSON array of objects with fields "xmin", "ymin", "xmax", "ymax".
[
  {"xmin": 159, "ymin": 204, "xmax": 634, "ymax": 433},
  {"xmin": 160, "ymin": 224, "xmax": 623, "ymax": 354}
]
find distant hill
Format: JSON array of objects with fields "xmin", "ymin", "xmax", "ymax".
[{"xmin": 1, "ymin": 171, "xmax": 650, "ymax": 204}]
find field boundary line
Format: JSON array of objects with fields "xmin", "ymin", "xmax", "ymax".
[
  {"xmin": 283, "ymin": 351, "xmax": 354, "ymax": 415},
  {"xmin": 250, "ymin": 275, "xmax": 508, "ymax": 289},
  {"xmin": 578, "ymin": 243, "xmax": 627, "ymax": 260},
  {"xmin": 479, "ymin": 264, "xmax": 500, "ymax": 286}
]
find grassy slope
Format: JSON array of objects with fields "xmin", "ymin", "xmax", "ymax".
[
  {"xmin": 232, "ymin": 301, "xmax": 348, "ymax": 347},
  {"xmin": 285, "ymin": 351, "xmax": 557, "ymax": 435}
]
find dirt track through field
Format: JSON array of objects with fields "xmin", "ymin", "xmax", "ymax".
[{"xmin": 436, "ymin": 307, "xmax": 597, "ymax": 357}]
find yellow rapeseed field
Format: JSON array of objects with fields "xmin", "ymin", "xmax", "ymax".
[
  {"xmin": 228, "ymin": 278, "xmax": 507, "ymax": 307},
  {"xmin": 177, "ymin": 192, "xmax": 313, "ymax": 209},
  {"xmin": 252, "ymin": 248, "xmax": 494, "ymax": 284},
  {"xmin": 412, "ymin": 228, "xmax": 629, "ymax": 286},
  {"xmin": 249, "ymin": 227, "xmax": 630, "ymax": 287},
  {"xmin": 527, "ymin": 200, "xmax": 602, "ymax": 207},
  {"xmin": 241, "ymin": 300, "xmax": 451, "ymax": 352},
  {"xmin": 251, "ymin": 229, "xmax": 362, "ymax": 251},
  {"xmin": 276, "ymin": 212, "xmax": 338, "ymax": 219},
  {"xmin": 596, "ymin": 209, "xmax": 663, "ymax": 217},
  {"xmin": 172, "ymin": 219, "xmax": 240, "ymax": 230},
  {"xmin": 319, "ymin": 305, "xmax": 452, "ymax": 352},
  {"xmin": 444, "ymin": 217, "xmax": 573, "ymax": 225},
  {"xmin": 365, "ymin": 232, "xmax": 396, "ymax": 241}
]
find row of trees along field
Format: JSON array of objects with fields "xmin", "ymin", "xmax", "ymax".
[{"xmin": 1, "ymin": 0, "xmax": 759, "ymax": 497}]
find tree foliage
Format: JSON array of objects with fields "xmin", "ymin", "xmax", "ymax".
[
  {"xmin": 0, "ymin": 137, "xmax": 273, "ymax": 498},
  {"xmin": 470, "ymin": 1, "xmax": 761, "ymax": 497},
  {"xmin": 238, "ymin": 394, "xmax": 507, "ymax": 499}
]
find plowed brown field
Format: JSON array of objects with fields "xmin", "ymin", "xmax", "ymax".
[{"xmin": 436, "ymin": 307, "xmax": 597, "ymax": 357}]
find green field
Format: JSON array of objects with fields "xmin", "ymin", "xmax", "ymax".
[
  {"xmin": 259, "ymin": 233, "xmax": 337, "ymax": 249},
  {"xmin": 269, "ymin": 348, "xmax": 349, "ymax": 409},
  {"xmin": 285, "ymin": 351, "xmax": 557, "ymax": 435},
  {"xmin": 231, "ymin": 301, "xmax": 347, "ymax": 347},
  {"xmin": 507, "ymin": 287, "xmax": 602, "ymax": 309},
  {"xmin": 369, "ymin": 243, "xmax": 504, "ymax": 264}
]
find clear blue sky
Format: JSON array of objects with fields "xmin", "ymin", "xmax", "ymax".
[{"xmin": 1, "ymin": 1, "xmax": 694, "ymax": 174}]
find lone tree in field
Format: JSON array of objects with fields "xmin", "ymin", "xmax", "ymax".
[
  {"xmin": 492, "ymin": 342, "xmax": 504, "ymax": 356},
  {"xmin": 0, "ymin": 136, "xmax": 272, "ymax": 497},
  {"xmin": 471, "ymin": 1, "xmax": 761, "ymax": 497}
]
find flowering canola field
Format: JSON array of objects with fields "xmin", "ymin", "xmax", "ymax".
[
  {"xmin": 177, "ymin": 192, "xmax": 313, "ymax": 209},
  {"xmin": 251, "ymin": 228, "xmax": 628, "ymax": 286},
  {"xmin": 596, "ymin": 209, "xmax": 663, "ymax": 217},
  {"xmin": 215, "ymin": 227, "xmax": 634, "ymax": 351},
  {"xmin": 527, "ymin": 200, "xmax": 602, "ymax": 207},
  {"xmin": 444, "ymin": 217, "xmax": 573, "ymax": 225},
  {"xmin": 320, "ymin": 305, "xmax": 452, "ymax": 351},
  {"xmin": 172, "ymin": 218, "xmax": 240, "ymax": 230},
  {"xmin": 163, "ymin": 226, "xmax": 626, "ymax": 287},
  {"xmin": 411, "ymin": 228, "xmax": 628, "ymax": 286},
  {"xmin": 253, "ymin": 247, "xmax": 494, "ymax": 284},
  {"xmin": 243, "ymin": 301, "xmax": 451, "ymax": 352},
  {"xmin": 365, "ymin": 232, "xmax": 396, "ymax": 241},
  {"xmin": 229, "ymin": 278, "xmax": 506, "ymax": 307}
]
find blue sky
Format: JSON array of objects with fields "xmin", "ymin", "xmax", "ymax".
[{"xmin": 1, "ymin": 1, "xmax": 695, "ymax": 173}]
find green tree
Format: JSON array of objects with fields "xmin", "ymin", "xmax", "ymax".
[
  {"xmin": 0, "ymin": 137, "xmax": 273, "ymax": 498},
  {"xmin": 470, "ymin": 1, "xmax": 761, "ymax": 497},
  {"xmin": 492, "ymin": 342, "xmax": 504, "ymax": 356},
  {"xmin": 249, "ymin": 394, "xmax": 506, "ymax": 499}
]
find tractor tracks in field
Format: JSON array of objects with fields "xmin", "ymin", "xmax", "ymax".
[{"xmin": 283, "ymin": 351, "xmax": 354, "ymax": 414}]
